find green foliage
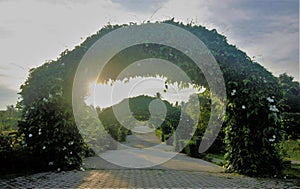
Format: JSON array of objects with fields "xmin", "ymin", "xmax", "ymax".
[
  {"xmin": 18, "ymin": 96, "xmax": 85, "ymax": 171},
  {"xmin": 183, "ymin": 139, "xmax": 200, "ymax": 157},
  {"xmin": 184, "ymin": 90, "xmax": 225, "ymax": 154},
  {"xmin": 98, "ymin": 95, "xmax": 174, "ymax": 142},
  {"xmin": 282, "ymin": 139, "xmax": 300, "ymax": 162},
  {"xmin": 0, "ymin": 132, "xmax": 15, "ymax": 163},
  {"xmin": 281, "ymin": 113, "xmax": 300, "ymax": 139},
  {"xmin": 15, "ymin": 20, "xmax": 285, "ymax": 176},
  {"xmin": 278, "ymin": 73, "xmax": 300, "ymax": 112},
  {"xmin": 0, "ymin": 131, "xmax": 40, "ymax": 175},
  {"xmin": 224, "ymin": 92, "xmax": 284, "ymax": 177},
  {"xmin": 155, "ymin": 129, "xmax": 163, "ymax": 141},
  {"xmin": 98, "ymin": 106, "xmax": 131, "ymax": 143},
  {"xmin": 0, "ymin": 105, "xmax": 19, "ymax": 131}
]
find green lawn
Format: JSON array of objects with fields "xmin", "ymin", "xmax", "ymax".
[
  {"xmin": 282, "ymin": 139, "xmax": 300, "ymax": 162},
  {"xmin": 203, "ymin": 139, "xmax": 300, "ymax": 178}
]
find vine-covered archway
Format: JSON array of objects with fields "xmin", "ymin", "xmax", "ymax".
[{"xmin": 18, "ymin": 20, "xmax": 283, "ymax": 176}]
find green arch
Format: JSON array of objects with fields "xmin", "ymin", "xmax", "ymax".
[{"xmin": 18, "ymin": 20, "xmax": 283, "ymax": 176}]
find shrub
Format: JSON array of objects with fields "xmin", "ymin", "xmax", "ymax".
[
  {"xmin": 281, "ymin": 112, "xmax": 300, "ymax": 139},
  {"xmin": 224, "ymin": 93, "xmax": 284, "ymax": 177},
  {"xmin": 0, "ymin": 131, "xmax": 45, "ymax": 175},
  {"xmin": 18, "ymin": 96, "xmax": 85, "ymax": 171},
  {"xmin": 98, "ymin": 107, "xmax": 132, "ymax": 143},
  {"xmin": 184, "ymin": 140, "xmax": 201, "ymax": 157}
]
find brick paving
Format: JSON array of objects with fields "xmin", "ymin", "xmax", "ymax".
[
  {"xmin": 1, "ymin": 169, "xmax": 299, "ymax": 188},
  {"xmin": 1, "ymin": 130, "xmax": 299, "ymax": 188}
]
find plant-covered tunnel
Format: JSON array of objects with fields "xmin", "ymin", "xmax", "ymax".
[{"xmin": 18, "ymin": 20, "xmax": 283, "ymax": 176}]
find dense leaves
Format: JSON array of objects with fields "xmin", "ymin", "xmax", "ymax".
[
  {"xmin": 16, "ymin": 20, "xmax": 286, "ymax": 176},
  {"xmin": 18, "ymin": 96, "xmax": 85, "ymax": 170},
  {"xmin": 184, "ymin": 90, "xmax": 225, "ymax": 155},
  {"xmin": 0, "ymin": 105, "xmax": 19, "ymax": 131},
  {"xmin": 281, "ymin": 113, "xmax": 300, "ymax": 139},
  {"xmin": 278, "ymin": 73, "xmax": 300, "ymax": 113}
]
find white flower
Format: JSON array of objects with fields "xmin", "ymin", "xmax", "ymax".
[
  {"xmin": 42, "ymin": 97, "xmax": 48, "ymax": 103},
  {"xmin": 38, "ymin": 128, "xmax": 42, "ymax": 135},
  {"xmin": 231, "ymin": 89, "xmax": 236, "ymax": 96},
  {"xmin": 42, "ymin": 146, "xmax": 46, "ymax": 150},
  {"xmin": 49, "ymin": 93, "xmax": 53, "ymax": 98},
  {"xmin": 273, "ymin": 135, "xmax": 276, "ymax": 139},
  {"xmin": 269, "ymin": 138, "xmax": 275, "ymax": 142},
  {"xmin": 80, "ymin": 167, "xmax": 85, "ymax": 172},
  {"xmin": 28, "ymin": 134, "xmax": 33, "ymax": 138},
  {"xmin": 242, "ymin": 105, "xmax": 246, "ymax": 109},
  {"xmin": 63, "ymin": 146, "xmax": 67, "ymax": 151},
  {"xmin": 269, "ymin": 105, "xmax": 279, "ymax": 112},
  {"xmin": 267, "ymin": 97, "xmax": 274, "ymax": 103},
  {"xmin": 48, "ymin": 161, "xmax": 54, "ymax": 166},
  {"xmin": 70, "ymin": 151, "xmax": 73, "ymax": 154},
  {"xmin": 64, "ymin": 156, "xmax": 68, "ymax": 159},
  {"xmin": 57, "ymin": 168, "xmax": 61, "ymax": 172},
  {"xmin": 68, "ymin": 141, "xmax": 74, "ymax": 146}
]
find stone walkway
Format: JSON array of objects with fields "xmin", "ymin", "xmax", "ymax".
[
  {"xmin": 1, "ymin": 169, "xmax": 299, "ymax": 188},
  {"xmin": 1, "ymin": 127, "xmax": 299, "ymax": 188}
]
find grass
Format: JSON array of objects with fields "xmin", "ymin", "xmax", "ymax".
[
  {"xmin": 283, "ymin": 164, "xmax": 300, "ymax": 179},
  {"xmin": 282, "ymin": 139, "xmax": 300, "ymax": 162},
  {"xmin": 203, "ymin": 139, "xmax": 300, "ymax": 179},
  {"xmin": 203, "ymin": 153, "xmax": 225, "ymax": 166},
  {"xmin": 281, "ymin": 139, "xmax": 300, "ymax": 179}
]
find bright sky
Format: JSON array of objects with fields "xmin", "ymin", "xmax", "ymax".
[
  {"xmin": 0, "ymin": 0, "xmax": 299, "ymax": 109},
  {"xmin": 85, "ymin": 76, "xmax": 201, "ymax": 108}
]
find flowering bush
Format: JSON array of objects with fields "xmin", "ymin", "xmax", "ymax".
[
  {"xmin": 224, "ymin": 78, "xmax": 284, "ymax": 176},
  {"xmin": 18, "ymin": 95, "xmax": 85, "ymax": 171}
]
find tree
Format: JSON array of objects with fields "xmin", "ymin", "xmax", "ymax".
[
  {"xmin": 278, "ymin": 73, "xmax": 300, "ymax": 112},
  {"xmin": 0, "ymin": 105, "xmax": 19, "ymax": 131}
]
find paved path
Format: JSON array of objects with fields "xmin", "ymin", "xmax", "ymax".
[{"xmin": 1, "ymin": 127, "xmax": 299, "ymax": 188}]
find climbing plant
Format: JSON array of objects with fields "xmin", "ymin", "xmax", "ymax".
[{"xmin": 18, "ymin": 20, "xmax": 284, "ymax": 176}]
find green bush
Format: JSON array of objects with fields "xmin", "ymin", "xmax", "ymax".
[
  {"xmin": 281, "ymin": 112, "xmax": 300, "ymax": 139},
  {"xmin": 0, "ymin": 132, "xmax": 46, "ymax": 175},
  {"xmin": 118, "ymin": 126, "xmax": 129, "ymax": 142},
  {"xmin": 155, "ymin": 129, "xmax": 163, "ymax": 140},
  {"xmin": 185, "ymin": 91, "xmax": 226, "ymax": 155},
  {"xmin": 0, "ymin": 133, "xmax": 14, "ymax": 163},
  {"xmin": 98, "ymin": 107, "xmax": 132, "ymax": 143},
  {"xmin": 224, "ymin": 94, "xmax": 284, "ymax": 177},
  {"xmin": 18, "ymin": 96, "xmax": 85, "ymax": 171},
  {"xmin": 184, "ymin": 140, "xmax": 201, "ymax": 157}
]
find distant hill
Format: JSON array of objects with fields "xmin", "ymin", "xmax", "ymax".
[
  {"xmin": 98, "ymin": 95, "xmax": 175, "ymax": 127},
  {"xmin": 98, "ymin": 95, "xmax": 195, "ymax": 145}
]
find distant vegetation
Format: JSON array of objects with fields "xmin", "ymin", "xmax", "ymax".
[{"xmin": 0, "ymin": 105, "xmax": 19, "ymax": 132}]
